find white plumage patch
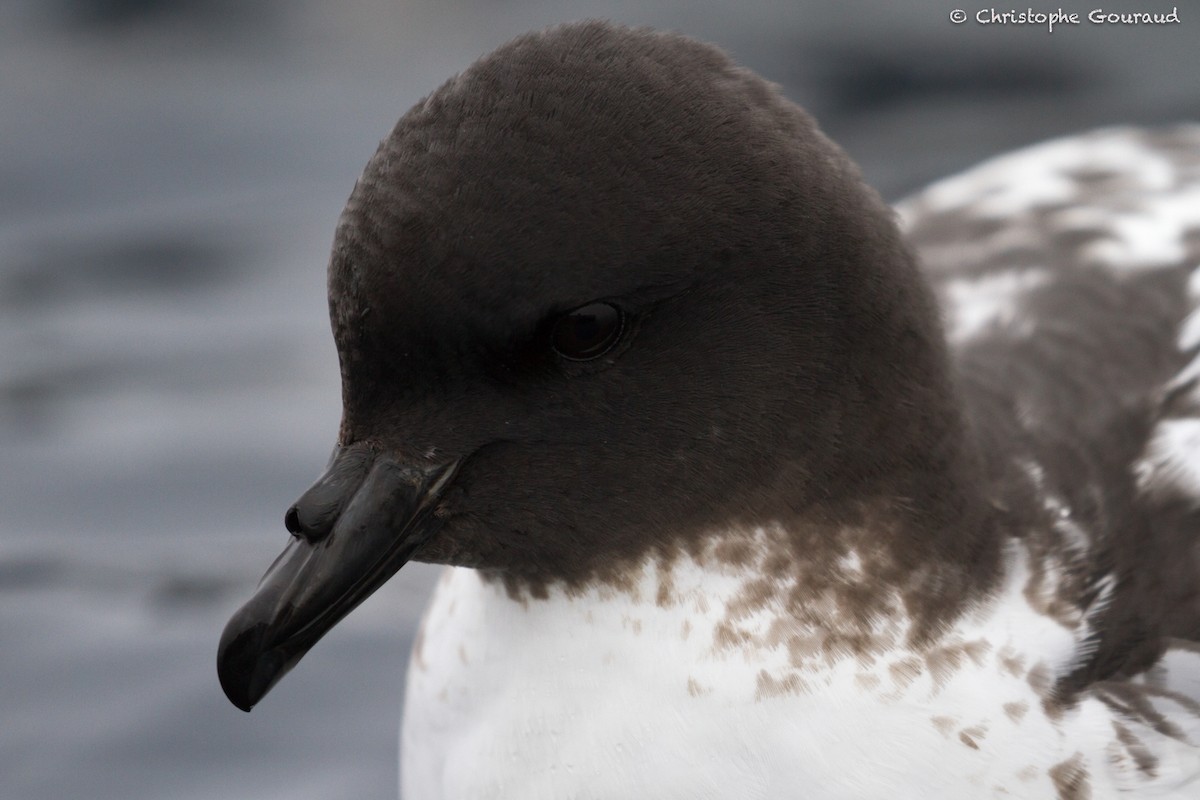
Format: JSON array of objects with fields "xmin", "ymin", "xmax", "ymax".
[
  {"xmin": 940, "ymin": 269, "xmax": 1048, "ymax": 343},
  {"xmin": 401, "ymin": 537, "xmax": 1197, "ymax": 799},
  {"xmin": 1135, "ymin": 419, "xmax": 1200, "ymax": 500}
]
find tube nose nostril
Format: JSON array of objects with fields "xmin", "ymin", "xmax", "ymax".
[
  {"xmin": 284, "ymin": 506, "xmax": 302, "ymax": 536},
  {"xmin": 284, "ymin": 444, "xmax": 374, "ymax": 543}
]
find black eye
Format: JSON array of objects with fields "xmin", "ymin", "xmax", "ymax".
[{"xmin": 550, "ymin": 302, "xmax": 625, "ymax": 361}]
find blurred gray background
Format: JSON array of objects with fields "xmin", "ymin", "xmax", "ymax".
[{"xmin": 2, "ymin": 1, "xmax": 1196, "ymax": 798}]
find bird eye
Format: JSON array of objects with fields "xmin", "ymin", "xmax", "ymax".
[{"xmin": 550, "ymin": 302, "xmax": 624, "ymax": 361}]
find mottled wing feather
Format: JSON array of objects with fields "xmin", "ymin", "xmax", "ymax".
[
  {"xmin": 898, "ymin": 126, "xmax": 1200, "ymax": 794},
  {"xmin": 899, "ymin": 125, "xmax": 1200, "ymax": 677},
  {"xmin": 1087, "ymin": 640, "xmax": 1200, "ymax": 791}
]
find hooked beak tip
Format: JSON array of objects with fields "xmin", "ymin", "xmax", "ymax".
[{"xmin": 217, "ymin": 620, "xmax": 288, "ymax": 713}]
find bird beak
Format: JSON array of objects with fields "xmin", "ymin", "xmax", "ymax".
[{"xmin": 216, "ymin": 443, "xmax": 459, "ymax": 712}]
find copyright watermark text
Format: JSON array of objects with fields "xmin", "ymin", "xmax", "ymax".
[{"xmin": 949, "ymin": 6, "xmax": 1181, "ymax": 32}]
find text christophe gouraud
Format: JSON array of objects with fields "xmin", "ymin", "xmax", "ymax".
[{"xmin": 948, "ymin": 7, "xmax": 1181, "ymax": 31}]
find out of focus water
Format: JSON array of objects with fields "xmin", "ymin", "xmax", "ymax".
[{"xmin": 2, "ymin": 1, "xmax": 1196, "ymax": 798}]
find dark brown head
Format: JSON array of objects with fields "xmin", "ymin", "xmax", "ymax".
[{"xmin": 218, "ymin": 21, "xmax": 979, "ymax": 711}]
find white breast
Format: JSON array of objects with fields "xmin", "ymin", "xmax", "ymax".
[{"xmin": 398, "ymin": 532, "xmax": 1191, "ymax": 799}]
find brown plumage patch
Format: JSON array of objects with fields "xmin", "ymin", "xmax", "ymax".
[
  {"xmin": 1112, "ymin": 721, "xmax": 1159, "ymax": 778},
  {"xmin": 702, "ymin": 510, "xmax": 978, "ymax": 678},
  {"xmin": 712, "ymin": 538, "xmax": 756, "ymax": 568},
  {"xmin": 713, "ymin": 621, "xmax": 752, "ymax": 652},
  {"xmin": 930, "ymin": 715, "xmax": 957, "ymax": 737},
  {"xmin": 926, "ymin": 646, "xmax": 964, "ymax": 691},
  {"xmin": 997, "ymin": 646, "xmax": 1026, "ymax": 678},
  {"xmin": 889, "ymin": 656, "xmax": 924, "ymax": 690},
  {"xmin": 1027, "ymin": 661, "xmax": 1053, "ymax": 695},
  {"xmin": 755, "ymin": 670, "xmax": 806, "ymax": 700},
  {"xmin": 926, "ymin": 639, "xmax": 992, "ymax": 691},
  {"xmin": 654, "ymin": 556, "xmax": 676, "ymax": 608},
  {"xmin": 1003, "ymin": 701, "xmax": 1029, "ymax": 723},
  {"xmin": 1048, "ymin": 753, "xmax": 1091, "ymax": 800},
  {"xmin": 1025, "ymin": 660, "xmax": 1071, "ymax": 720},
  {"xmin": 958, "ymin": 725, "xmax": 986, "ymax": 750},
  {"xmin": 854, "ymin": 673, "xmax": 882, "ymax": 691},
  {"xmin": 1093, "ymin": 681, "xmax": 1189, "ymax": 739}
]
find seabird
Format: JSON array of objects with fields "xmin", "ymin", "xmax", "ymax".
[{"xmin": 218, "ymin": 21, "xmax": 1200, "ymax": 798}]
